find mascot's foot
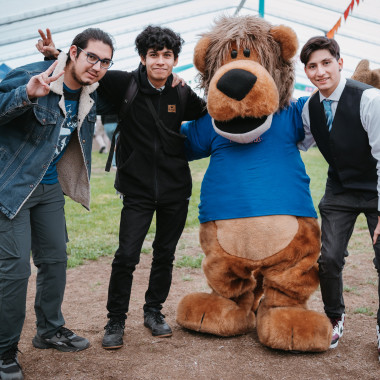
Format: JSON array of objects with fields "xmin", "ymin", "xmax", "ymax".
[
  {"xmin": 256, "ymin": 305, "xmax": 332, "ymax": 352},
  {"xmin": 176, "ymin": 292, "xmax": 255, "ymax": 336}
]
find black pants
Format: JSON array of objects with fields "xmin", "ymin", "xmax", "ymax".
[
  {"xmin": 106, "ymin": 197, "xmax": 189, "ymax": 319},
  {"xmin": 318, "ymin": 183, "xmax": 380, "ymax": 324},
  {"xmin": 0, "ymin": 183, "xmax": 67, "ymax": 353}
]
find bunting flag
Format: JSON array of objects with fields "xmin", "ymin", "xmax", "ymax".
[
  {"xmin": 326, "ymin": 0, "xmax": 362, "ymax": 39},
  {"xmin": 326, "ymin": 18, "xmax": 342, "ymax": 39}
]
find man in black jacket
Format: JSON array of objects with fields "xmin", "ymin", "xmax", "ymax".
[
  {"xmin": 298, "ymin": 36, "xmax": 380, "ymax": 353},
  {"xmin": 97, "ymin": 26, "xmax": 207, "ymax": 349}
]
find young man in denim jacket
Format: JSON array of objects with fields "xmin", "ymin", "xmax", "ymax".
[{"xmin": 0, "ymin": 28, "xmax": 114, "ymax": 380}]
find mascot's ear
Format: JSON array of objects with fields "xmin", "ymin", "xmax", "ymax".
[
  {"xmin": 194, "ymin": 36, "xmax": 211, "ymax": 74},
  {"xmin": 270, "ymin": 25, "xmax": 298, "ymax": 62},
  {"xmin": 352, "ymin": 59, "xmax": 370, "ymax": 83},
  {"xmin": 352, "ymin": 59, "xmax": 380, "ymax": 89}
]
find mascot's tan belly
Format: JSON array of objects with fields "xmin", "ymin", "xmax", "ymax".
[{"xmin": 216, "ymin": 215, "xmax": 298, "ymax": 261}]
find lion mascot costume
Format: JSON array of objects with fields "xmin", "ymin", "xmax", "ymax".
[{"xmin": 176, "ymin": 15, "xmax": 332, "ymax": 352}]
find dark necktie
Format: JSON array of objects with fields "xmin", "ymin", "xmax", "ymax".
[{"xmin": 322, "ymin": 99, "xmax": 333, "ymax": 131}]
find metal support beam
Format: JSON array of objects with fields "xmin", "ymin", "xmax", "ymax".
[
  {"xmin": 234, "ymin": 0, "xmax": 247, "ymax": 15},
  {"xmin": 259, "ymin": 0, "xmax": 265, "ymax": 17}
]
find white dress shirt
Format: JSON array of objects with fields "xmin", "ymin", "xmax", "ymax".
[{"xmin": 298, "ymin": 76, "xmax": 380, "ymax": 209}]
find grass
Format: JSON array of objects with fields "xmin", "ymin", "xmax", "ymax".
[
  {"xmin": 65, "ymin": 153, "xmax": 122, "ymax": 267},
  {"xmin": 353, "ymin": 307, "xmax": 374, "ymax": 316},
  {"xmin": 174, "ymin": 254, "xmax": 204, "ymax": 269},
  {"xmin": 343, "ymin": 286, "xmax": 360, "ymax": 295},
  {"xmin": 300, "ymin": 148, "xmax": 327, "ymax": 212},
  {"xmin": 64, "ymin": 147, "xmax": 368, "ymax": 268}
]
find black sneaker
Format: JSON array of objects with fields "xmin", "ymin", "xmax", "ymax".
[
  {"xmin": 102, "ymin": 319, "xmax": 125, "ymax": 350},
  {"xmin": 144, "ymin": 311, "xmax": 172, "ymax": 337},
  {"xmin": 32, "ymin": 327, "xmax": 90, "ymax": 352},
  {"xmin": 0, "ymin": 343, "xmax": 23, "ymax": 380}
]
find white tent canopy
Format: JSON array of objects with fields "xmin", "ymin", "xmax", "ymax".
[{"xmin": 1, "ymin": 0, "xmax": 379, "ymax": 96}]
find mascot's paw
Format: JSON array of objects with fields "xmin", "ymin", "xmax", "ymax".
[
  {"xmin": 176, "ymin": 292, "xmax": 255, "ymax": 336},
  {"xmin": 256, "ymin": 305, "xmax": 332, "ymax": 352}
]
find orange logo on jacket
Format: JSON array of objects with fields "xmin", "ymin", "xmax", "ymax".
[{"xmin": 168, "ymin": 105, "xmax": 176, "ymax": 113}]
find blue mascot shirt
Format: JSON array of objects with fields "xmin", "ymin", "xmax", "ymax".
[{"xmin": 181, "ymin": 96, "xmax": 317, "ymax": 223}]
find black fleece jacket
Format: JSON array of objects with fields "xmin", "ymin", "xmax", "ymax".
[{"xmin": 98, "ymin": 64, "xmax": 207, "ymax": 202}]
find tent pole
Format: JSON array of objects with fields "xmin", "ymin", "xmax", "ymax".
[{"xmin": 259, "ymin": 0, "xmax": 265, "ymax": 17}]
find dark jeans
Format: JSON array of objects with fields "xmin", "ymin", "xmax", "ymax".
[
  {"xmin": 106, "ymin": 197, "xmax": 189, "ymax": 319},
  {"xmin": 0, "ymin": 183, "xmax": 68, "ymax": 354},
  {"xmin": 318, "ymin": 184, "xmax": 380, "ymax": 324}
]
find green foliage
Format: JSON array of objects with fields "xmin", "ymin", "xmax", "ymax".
[
  {"xmin": 353, "ymin": 307, "xmax": 374, "ymax": 316},
  {"xmin": 174, "ymin": 254, "xmax": 204, "ymax": 268},
  {"xmin": 300, "ymin": 147, "xmax": 327, "ymax": 213},
  {"xmin": 65, "ymin": 153, "xmax": 121, "ymax": 267},
  {"xmin": 186, "ymin": 158, "xmax": 209, "ymax": 228},
  {"xmin": 364, "ymin": 278, "xmax": 377, "ymax": 286},
  {"xmin": 343, "ymin": 286, "xmax": 359, "ymax": 295}
]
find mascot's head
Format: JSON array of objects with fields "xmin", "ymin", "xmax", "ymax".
[{"xmin": 193, "ymin": 15, "xmax": 298, "ymax": 143}]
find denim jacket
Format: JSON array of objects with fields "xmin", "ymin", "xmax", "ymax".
[{"xmin": 0, "ymin": 53, "xmax": 99, "ymax": 219}]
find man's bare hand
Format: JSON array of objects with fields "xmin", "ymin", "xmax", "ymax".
[
  {"xmin": 373, "ymin": 216, "xmax": 380, "ymax": 245},
  {"xmin": 172, "ymin": 72, "xmax": 186, "ymax": 87},
  {"xmin": 36, "ymin": 28, "xmax": 60, "ymax": 59},
  {"xmin": 26, "ymin": 61, "xmax": 64, "ymax": 99}
]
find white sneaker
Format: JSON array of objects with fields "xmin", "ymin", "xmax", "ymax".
[
  {"xmin": 330, "ymin": 313, "xmax": 345, "ymax": 349},
  {"xmin": 376, "ymin": 325, "xmax": 380, "ymax": 362}
]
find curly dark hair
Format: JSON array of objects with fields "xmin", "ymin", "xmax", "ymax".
[{"xmin": 135, "ymin": 25, "xmax": 184, "ymax": 59}]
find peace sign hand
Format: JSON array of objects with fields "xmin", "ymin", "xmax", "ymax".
[
  {"xmin": 26, "ymin": 61, "xmax": 64, "ymax": 99},
  {"xmin": 36, "ymin": 28, "xmax": 60, "ymax": 59}
]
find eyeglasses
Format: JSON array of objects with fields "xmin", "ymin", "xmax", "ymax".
[{"xmin": 77, "ymin": 46, "xmax": 113, "ymax": 69}]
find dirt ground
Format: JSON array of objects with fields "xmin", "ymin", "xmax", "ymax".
[{"xmin": 19, "ymin": 227, "xmax": 380, "ymax": 380}]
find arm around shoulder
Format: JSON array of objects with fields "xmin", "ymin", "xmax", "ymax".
[
  {"xmin": 183, "ymin": 85, "xmax": 207, "ymax": 121},
  {"xmin": 97, "ymin": 70, "xmax": 131, "ymax": 114},
  {"xmin": 181, "ymin": 113, "xmax": 213, "ymax": 160},
  {"xmin": 297, "ymin": 96, "xmax": 315, "ymax": 151}
]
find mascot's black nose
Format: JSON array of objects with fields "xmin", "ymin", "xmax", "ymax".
[{"xmin": 217, "ymin": 69, "xmax": 257, "ymax": 101}]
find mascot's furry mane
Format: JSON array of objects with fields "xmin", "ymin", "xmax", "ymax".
[{"xmin": 197, "ymin": 15, "xmax": 295, "ymax": 109}]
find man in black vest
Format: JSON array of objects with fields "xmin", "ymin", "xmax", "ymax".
[{"xmin": 298, "ymin": 36, "xmax": 380, "ymax": 352}]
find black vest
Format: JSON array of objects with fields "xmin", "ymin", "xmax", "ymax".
[{"xmin": 309, "ymin": 79, "xmax": 377, "ymax": 193}]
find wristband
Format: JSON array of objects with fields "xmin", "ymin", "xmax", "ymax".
[{"xmin": 44, "ymin": 49, "xmax": 61, "ymax": 61}]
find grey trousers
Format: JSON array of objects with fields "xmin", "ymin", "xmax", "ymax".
[
  {"xmin": 0, "ymin": 183, "xmax": 68, "ymax": 354},
  {"xmin": 318, "ymin": 183, "xmax": 380, "ymax": 324}
]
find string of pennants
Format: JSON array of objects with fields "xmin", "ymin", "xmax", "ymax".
[{"xmin": 326, "ymin": 0, "xmax": 362, "ymax": 39}]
